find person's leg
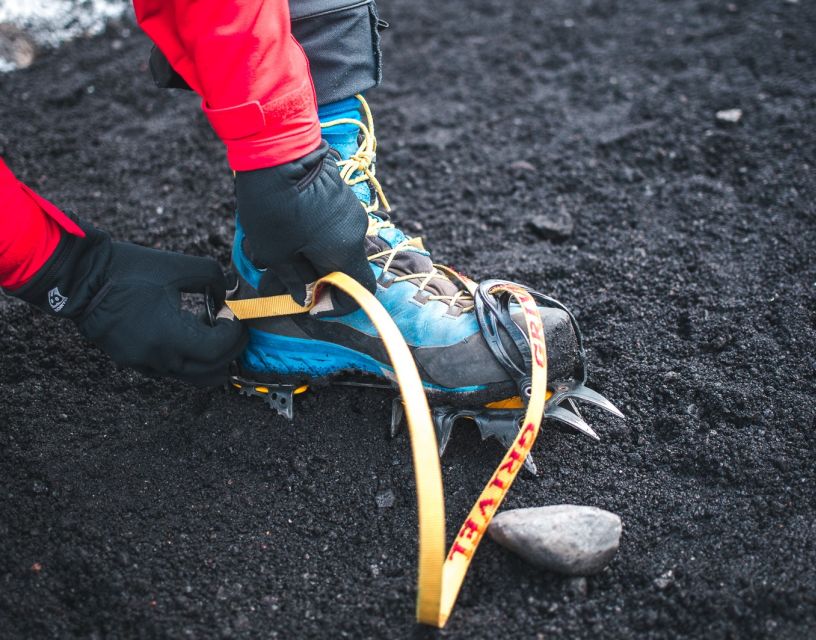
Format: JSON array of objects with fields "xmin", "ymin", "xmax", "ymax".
[
  {"xmin": 291, "ymin": 0, "xmax": 385, "ymax": 205},
  {"xmin": 290, "ymin": 0, "xmax": 384, "ymax": 107},
  {"xmin": 148, "ymin": 0, "xmax": 383, "ymax": 106},
  {"xmin": 230, "ymin": 0, "xmax": 522, "ymax": 394}
]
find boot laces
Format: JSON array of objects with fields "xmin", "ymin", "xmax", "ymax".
[{"xmin": 320, "ymin": 95, "xmax": 474, "ymax": 313}]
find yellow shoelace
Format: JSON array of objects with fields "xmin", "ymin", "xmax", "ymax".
[{"xmin": 320, "ymin": 95, "xmax": 475, "ymax": 313}]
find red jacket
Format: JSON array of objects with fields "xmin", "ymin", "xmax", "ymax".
[{"xmin": 1, "ymin": 0, "xmax": 320, "ymax": 290}]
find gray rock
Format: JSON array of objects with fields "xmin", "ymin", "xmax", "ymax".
[
  {"xmin": 527, "ymin": 209, "xmax": 574, "ymax": 241},
  {"xmin": 0, "ymin": 24, "xmax": 36, "ymax": 71},
  {"xmin": 488, "ymin": 505, "xmax": 622, "ymax": 575}
]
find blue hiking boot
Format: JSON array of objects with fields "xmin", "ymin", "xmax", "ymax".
[{"xmin": 227, "ymin": 96, "xmax": 620, "ymax": 463}]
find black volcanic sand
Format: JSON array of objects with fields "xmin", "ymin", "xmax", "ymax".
[{"xmin": 1, "ymin": 1, "xmax": 815, "ymax": 637}]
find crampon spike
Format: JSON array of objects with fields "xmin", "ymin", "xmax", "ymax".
[
  {"xmin": 470, "ymin": 410, "xmax": 538, "ymax": 475},
  {"xmin": 567, "ymin": 397, "xmax": 583, "ymax": 418},
  {"xmin": 546, "ymin": 404, "xmax": 600, "ymax": 441},
  {"xmin": 431, "ymin": 408, "xmax": 538, "ymax": 475},
  {"xmin": 550, "ymin": 381, "xmax": 624, "ymax": 419},
  {"xmin": 230, "ymin": 376, "xmax": 296, "ymax": 420},
  {"xmin": 390, "ymin": 397, "xmax": 405, "ymax": 438},
  {"xmin": 431, "ymin": 408, "xmax": 457, "ymax": 457}
]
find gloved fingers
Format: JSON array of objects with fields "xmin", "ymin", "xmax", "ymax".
[
  {"xmin": 152, "ymin": 253, "xmax": 232, "ymax": 326},
  {"xmin": 208, "ymin": 271, "xmax": 239, "ymax": 310},
  {"xmin": 306, "ymin": 241, "xmax": 376, "ymax": 316},
  {"xmin": 314, "ymin": 288, "xmax": 360, "ymax": 318},
  {"xmin": 162, "ymin": 253, "xmax": 230, "ymax": 301},
  {"xmin": 304, "ymin": 207, "xmax": 373, "ymax": 288},
  {"xmin": 170, "ymin": 309, "xmax": 249, "ymax": 367},
  {"xmin": 110, "ymin": 242, "xmax": 227, "ymax": 300},
  {"xmin": 100, "ymin": 295, "xmax": 247, "ymax": 380},
  {"xmin": 168, "ymin": 335, "xmax": 247, "ymax": 387},
  {"xmin": 334, "ymin": 248, "xmax": 377, "ymax": 294},
  {"xmin": 269, "ymin": 256, "xmax": 319, "ymax": 305}
]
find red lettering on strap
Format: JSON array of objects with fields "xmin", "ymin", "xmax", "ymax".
[
  {"xmin": 515, "ymin": 290, "xmax": 533, "ymax": 307},
  {"xmin": 448, "ymin": 542, "xmax": 471, "ymax": 561},
  {"xmin": 533, "ymin": 342, "xmax": 545, "ymax": 368},
  {"xmin": 479, "ymin": 498, "xmax": 495, "ymax": 518},
  {"xmin": 489, "ymin": 476, "xmax": 506, "ymax": 490},
  {"xmin": 518, "ymin": 422, "xmax": 536, "ymax": 448},
  {"xmin": 528, "ymin": 317, "xmax": 542, "ymax": 341},
  {"xmin": 499, "ymin": 448, "xmax": 523, "ymax": 474},
  {"xmin": 459, "ymin": 518, "xmax": 481, "ymax": 540}
]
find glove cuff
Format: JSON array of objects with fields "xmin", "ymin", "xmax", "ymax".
[{"xmin": 10, "ymin": 217, "xmax": 112, "ymax": 320}]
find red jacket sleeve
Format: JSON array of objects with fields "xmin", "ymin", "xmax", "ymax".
[
  {"xmin": 132, "ymin": 0, "xmax": 321, "ymax": 171},
  {"xmin": 0, "ymin": 159, "xmax": 84, "ymax": 291}
]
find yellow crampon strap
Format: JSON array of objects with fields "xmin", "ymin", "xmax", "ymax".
[
  {"xmin": 224, "ymin": 294, "xmax": 311, "ymax": 319},
  {"xmin": 225, "ymin": 273, "xmax": 547, "ymax": 627}
]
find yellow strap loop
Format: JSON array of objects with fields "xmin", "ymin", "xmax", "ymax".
[
  {"xmin": 224, "ymin": 294, "xmax": 310, "ymax": 319},
  {"xmin": 225, "ymin": 274, "xmax": 547, "ymax": 627}
]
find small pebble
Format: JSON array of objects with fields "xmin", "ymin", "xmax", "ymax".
[
  {"xmin": 716, "ymin": 108, "xmax": 742, "ymax": 124},
  {"xmin": 0, "ymin": 24, "xmax": 36, "ymax": 70},
  {"xmin": 566, "ymin": 576, "xmax": 588, "ymax": 597},
  {"xmin": 375, "ymin": 489, "xmax": 395, "ymax": 509},
  {"xmin": 654, "ymin": 569, "xmax": 674, "ymax": 590},
  {"xmin": 510, "ymin": 160, "xmax": 537, "ymax": 172},
  {"xmin": 527, "ymin": 209, "xmax": 574, "ymax": 241}
]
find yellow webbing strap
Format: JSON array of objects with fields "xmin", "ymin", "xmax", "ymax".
[
  {"xmin": 225, "ymin": 293, "xmax": 311, "ymax": 319},
  {"xmin": 225, "ymin": 274, "xmax": 547, "ymax": 627}
]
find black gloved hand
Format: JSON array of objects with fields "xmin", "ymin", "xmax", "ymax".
[
  {"xmin": 235, "ymin": 140, "xmax": 376, "ymax": 315},
  {"xmin": 10, "ymin": 218, "xmax": 248, "ymax": 387}
]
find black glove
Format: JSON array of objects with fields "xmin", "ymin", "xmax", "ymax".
[
  {"xmin": 10, "ymin": 218, "xmax": 248, "ymax": 387},
  {"xmin": 235, "ymin": 140, "xmax": 376, "ymax": 315}
]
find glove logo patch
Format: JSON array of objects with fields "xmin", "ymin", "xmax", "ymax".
[{"xmin": 48, "ymin": 287, "xmax": 68, "ymax": 313}]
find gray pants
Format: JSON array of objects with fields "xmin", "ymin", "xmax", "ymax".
[
  {"xmin": 291, "ymin": 0, "xmax": 384, "ymax": 104},
  {"xmin": 150, "ymin": 0, "xmax": 383, "ymax": 106}
]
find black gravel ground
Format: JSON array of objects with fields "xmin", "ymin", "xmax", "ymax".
[{"xmin": 1, "ymin": 0, "xmax": 815, "ymax": 637}]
